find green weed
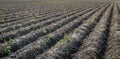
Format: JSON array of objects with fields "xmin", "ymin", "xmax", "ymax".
[
  {"xmin": 3, "ymin": 45, "xmax": 12, "ymax": 55},
  {"xmin": 0, "ymin": 19, "xmax": 5, "ymax": 24},
  {"xmin": 57, "ymin": 34, "xmax": 70, "ymax": 45}
]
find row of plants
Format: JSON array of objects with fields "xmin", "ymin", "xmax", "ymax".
[
  {"xmin": 105, "ymin": 3, "xmax": 120, "ymax": 59},
  {"xmin": 73, "ymin": 3, "xmax": 113, "ymax": 59},
  {"xmin": 37, "ymin": 3, "xmax": 109, "ymax": 59},
  {"xmin": 7, "ymin": 4, "xmax": 104, "ymax": 59},
  {"xmin": 0, "ymin": 7, "xmax": 87, "ymax": 42},
  {"xmin": 0, "ymin": 5, "xmax": 93, "ymax": 57}
]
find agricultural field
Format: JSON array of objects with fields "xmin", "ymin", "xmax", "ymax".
[{"xmin": 0, "ymin": 0, "xmax": 120, "ymax": 59}]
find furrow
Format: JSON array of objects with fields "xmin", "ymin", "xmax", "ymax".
[
  {"xmin": 0, "ymin": 9, "xmax": 72, "ymax": 28},
  {"xmin": 5, "ymin": 4, "xmax": 107, "ymax": 59},
  {"xmin": 1, "ymin": 11, "xmax": 53, "ymax": 23},
  {"xmin": 105, "ymin": 3, "xmax": 120, "ymax": 59},
  {"xmin": 0, "ymin": 9, "xmax": 71, "ymax": 28},
  {"xmin": 0, "ymin": 9, "xmax": 82, "ymax": 33},
  {"xmin": 35, "ymin": 3, "xmax": 110, "ymax": 59},
  {"xmin": 0, "ymin": 6, "xmax": 93, "ymax": 42},
  {"xmin": 0, "ymin": 4, "xmax": 102, "ymax": 58},
  {"xmin": 72, "ymin": 3, "xmax": 113, "ymax": 59}
]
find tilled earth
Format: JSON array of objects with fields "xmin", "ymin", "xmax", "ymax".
[{"xmin": 0, "ymin": 0, "xmax": 119, "ymax": 59}]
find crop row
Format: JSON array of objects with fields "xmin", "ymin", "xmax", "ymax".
[
  {"xmin": 8, "ymin": 4, "xmax": 107, "ymax": 59},
  {"xmin": 0, "ymin": 9, "xmax": 72, "ymax": 28},
  {"xmin": 0, "ymin": 3, "xmax": 106, "ymax": 58},
  {"xmin": 0, "ymin": 8, "xmax": 83, "ymax": 33},
  {"xmin": 36, "ymin": 3, "xmax": 110, "ymax": 59},
  {"xmin": 105, "ymin": 3, "xmax": 120, "ymax": 59},
  {"xmin": 0, "ymin": 4, "xmax": 101, "ymax": 43}
]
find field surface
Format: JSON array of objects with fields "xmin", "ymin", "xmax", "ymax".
[{"xmin": 0, "ymin": 0, "xmax": 120, "ymax": 59}]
